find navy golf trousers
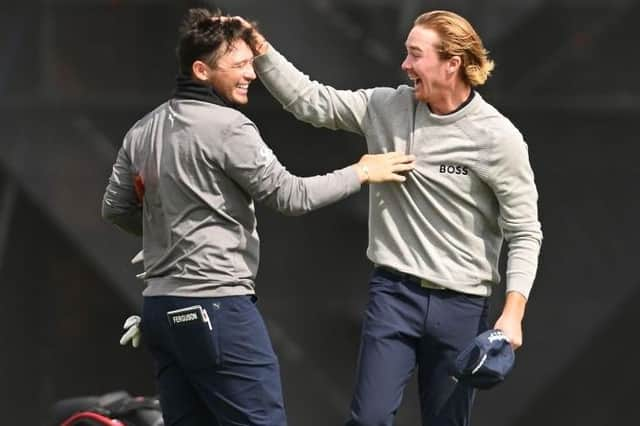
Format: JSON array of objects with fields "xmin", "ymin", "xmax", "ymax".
[
  {"xmin": 346, "ymin": 267, "xmax": 489, "ymax": 426},
  {"xmin": 141, "ymin": 295, "xmax": 287, "ymax": 426}
]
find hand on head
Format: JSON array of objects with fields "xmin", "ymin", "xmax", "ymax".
[{"xmin": 214, "ymin": 15, "xmax": 269, "ymax": 56}]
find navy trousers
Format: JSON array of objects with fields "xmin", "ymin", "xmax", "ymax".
[
  {"xmin": 346, "ymin": 268, "xmax": 489, "ymax": 426},
  {"xmin": 141, "ymin": 295, "xmax": 287, "ymax": 426}
]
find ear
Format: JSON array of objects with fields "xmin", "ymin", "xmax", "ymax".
[
  {"xmin": 192, "ymin": 60, "xmax": 211, "ymax": 82},
  {"xmin": 448, "ymin": 56, "xmax": 462, "ymax": 75}
]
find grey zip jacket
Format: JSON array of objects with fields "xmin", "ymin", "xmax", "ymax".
[{"xmin": 102, "ymin": 82, "xmax": 361, "ymax": 297}]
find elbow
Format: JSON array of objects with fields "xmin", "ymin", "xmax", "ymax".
[
  {"xmin": 502, "ymin": 218, "xmax": 542, "ymax": 244},
  {"xmin": 101, "ymin": 200, "xmax": 133, "ymax": 224},
  {"xmin": 504, "ymin": 228, "xmax": 543, "ymax": 250},
  {"xmin": 278, "ymin": 194, "xmax": 315, "ymax": 216},
  {"xmin": 277, "ymin": 205, "xmax": 309, "ymax": 217},
  {"xmin": 101, "ymin": 202, "xmax": 117, "ymax": 223},
  {"xmin": 265, "ymin": 191, "xmax": 314, "ymax": 216}
]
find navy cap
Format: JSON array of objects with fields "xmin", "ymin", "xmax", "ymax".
[{"xmin": 451, "ymin": 329, "xmax": 515, "ymax": 389}]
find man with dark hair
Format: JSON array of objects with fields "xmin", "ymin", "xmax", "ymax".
[
  {"xmin": 102, "ymin": 8, "xmax": 414, "ymax": 426},
  {"xmin": 235, "ymin": 9, "xmax": 542, "ymax": 426}
]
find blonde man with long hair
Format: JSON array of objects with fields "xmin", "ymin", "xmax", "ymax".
[{"xmin": 237, "ymin": 9, "xmax": 541, "ymax": 425}]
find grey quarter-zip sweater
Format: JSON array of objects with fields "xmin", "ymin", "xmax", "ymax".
[
  {"xmin": 102, "ymin": 79, "xmax": 361, "ymax": 297},
  {"xmin": 254, "ymin": 48, "xmax": 542, "ymax": 298}
]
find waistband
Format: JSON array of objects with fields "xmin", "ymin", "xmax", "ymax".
[{"xmin": 374, "ymin": 266, "xmax": 448, "ymax": 290}]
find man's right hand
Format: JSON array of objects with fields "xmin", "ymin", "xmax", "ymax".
[{"xmin": 354, "ymin": 152, "xmax": 416, "ymax": 184}]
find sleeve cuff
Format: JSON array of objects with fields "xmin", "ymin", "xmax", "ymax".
[
  {"xmin": 506, "ymin": 275, "xmax": 533, "ymax": 300},
  {"xmin": 341, "ymin": 165, "xmax": 363, "ymax": 194},
  {"xmin": 253, "ymin": 46, "xmax": 282, "ymax": 74}
]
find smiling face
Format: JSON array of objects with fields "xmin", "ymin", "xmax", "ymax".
[
  {"xmin": 195, "ymin": 39, "xmax": 256, "ymax": 105},
  {"xmin": 401, "ymin": 26, "xmax": 459, "ymax": 103}
]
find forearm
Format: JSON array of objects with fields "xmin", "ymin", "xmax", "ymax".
[
  {"xmin": 503, "ymin": 231, "xmax": 541, "ymax": 299},
  {"xmin": 501, "ymin": 291, "xmax": 527, "ymax": 320},
  {"xmin": 496, "ymin": 230, "xmax": 539, "ymax": 349},
  {"xmin": 102, "ymin": 144, "xmax": 143, "ymax": 235},
  {"xmin": 101, "ymin": 202, "xmax": 143, "ymax": 236},
  {"xmin": 254, "ymin": 47, "xmax": 368, "ymax": 134},
  {"xmin": 261, "ymin": 165, "xmax": 361, "ymax": 216},
  {"xmin": 494, "ymin": 290, "xmax": 528, "ymax": 349},
  {"xmin": 257, "ymin": 151, "xmax": 414, "ymax": 215}
]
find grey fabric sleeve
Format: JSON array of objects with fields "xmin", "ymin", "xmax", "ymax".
[
  {"xmin": 220, "ymin": 118, "xmax": 361, "ymax": 216},
  {"xmin": 483, "ymin": 135, "xmax": 543, "ymax": 299},
  {"xmin": 101, "ymin": 141, "xmax": 143, "ymax": 236},
  {"xmin": 254, "ymin": 47, "xmax": 372, "ymax": 135}
]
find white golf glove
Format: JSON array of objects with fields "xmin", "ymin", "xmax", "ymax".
[
  {"xmin": 119, "ymin": 315, "xmax": 142, "ymax": 348},
  {"xmin": 130, "ymin": 250, "xmax": 144, "ymax": 264},
  {"xmin": 131, "ymin": 250, "xmax": 147, "ymax": 280}
]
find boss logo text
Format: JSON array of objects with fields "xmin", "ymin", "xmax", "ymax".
[{"xmin": 439, "ymin": 164, "xmax": 469, "ymax": 175}]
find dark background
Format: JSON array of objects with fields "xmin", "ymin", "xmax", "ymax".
[{"xmin": 1, "ymin": 0, "xmax": 638, "ymax": 425}]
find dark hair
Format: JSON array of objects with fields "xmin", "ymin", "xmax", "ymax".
[{"xmin": 176, "ymin": 8, "xmax": 255, "ymax": 76}]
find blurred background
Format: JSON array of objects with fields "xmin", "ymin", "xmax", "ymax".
[{"xmin": 1, "ymin": 0, "xmax": 638, "ymax": 424}]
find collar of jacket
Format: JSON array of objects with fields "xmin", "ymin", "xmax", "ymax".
[{"xmin": 172, "ymin": 74, "xmax": 232, "ymax": 108}]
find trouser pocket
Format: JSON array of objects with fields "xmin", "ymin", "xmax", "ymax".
[{"xmin": 166, "ymin": 304, "xmax": 220, "ymax": 370}]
